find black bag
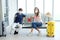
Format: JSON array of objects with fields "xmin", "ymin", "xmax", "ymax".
[{"xmin": 14, "ymin": 31, "xmax": 18, "ymax": 35}]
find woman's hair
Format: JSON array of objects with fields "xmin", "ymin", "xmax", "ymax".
[
  {"xmin": 19, "ymin": 8, "xmax": 23, "ymax": 11},
  {"xmin": 34, "ymin": 7, "xmax": 40, "ymax": 16}
]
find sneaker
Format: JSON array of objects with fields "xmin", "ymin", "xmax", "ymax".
[
  {"xmin": 27, "ymin": 32, "xmax": 33, "ymax": 36},
  {"xmin": 14, "ymin": 31, "xmax": 18, "ymax": 35},
  {"xmin": 37, "ymin": 32, "xmax": 40, "ymax": 36}
]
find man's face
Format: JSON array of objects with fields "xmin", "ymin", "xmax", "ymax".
[{"xmin": 19, "ymin": 11, "xmax": 23, "ymax": 14}]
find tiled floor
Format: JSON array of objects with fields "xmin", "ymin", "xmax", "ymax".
[{"xmin": 0, "ymin": 22, "xmax": 60, "ymax": 40}]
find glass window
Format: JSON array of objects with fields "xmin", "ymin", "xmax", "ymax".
[
  {"xmin": 27, "ymin": 0, "xmax": 34, "ymax": 14},
  {"xmin": 54, "ymin": 0, "xmax": 60, "ymax": 20},
  {"xmin": 36, "ymin": 0, "xmax": 43, "ymax": 14},
  {"xmin": 18, "ymin": 0, "xmax": 59, "ymax": 21},
  {"xmin": 45, "ymin": 0, "xmax": 52, "ymax": 15},
  {"xmin": 18, "ymin": 0, "xmax": 26, "ymax": 13}
]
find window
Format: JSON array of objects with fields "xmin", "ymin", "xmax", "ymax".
[
  {"xmin": 27, "ymin": 0, "xmax": 34, "ymax": 14},
  {"xmin": 4, "ymin": 0, "xmax": 9, "ymax": 26},
  {"xmin": 36, "ymin": 0, "xmax": 43, "ymax": 13},
  {"xmin": 54, "ymin": 0, "xmax": 60, "ymax": 20},
  {"xmin": 45, "ymin": 0, "xmax": 52, "ymax": 14},
  {"xmin": 18, "ymin": 0, "xmax": 60, "ymax": 21},
  {"xmin": 18, "ymin": 0, "xmax": 26, "ymax": 13}
]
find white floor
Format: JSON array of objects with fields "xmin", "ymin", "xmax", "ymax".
[{"xmin": 0, "ymin": 22, "xmax": 60, "ymax": 40}]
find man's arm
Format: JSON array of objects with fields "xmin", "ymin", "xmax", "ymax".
[{"xmin": 22, "ymin": 14, "xmax": 26, "ymax": 20}]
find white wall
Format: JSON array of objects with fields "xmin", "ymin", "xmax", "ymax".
[
  {"xmin": 0, "ymin": 0, "xmax": 3, "ymax": 35},
  {"xmin": 2, "ymin": 0, "xmax": 6, "ymax": 21},
  {"xmin": 8, "ymin": 0, "xmax": 18, "ymax": 26},
  {"xmin": 1, "ymin": 0, "xmax": 18, "ymax": 26},
  {"xmin": 0, "ymin": 0, "xmax": 3, "ymax": 20}
]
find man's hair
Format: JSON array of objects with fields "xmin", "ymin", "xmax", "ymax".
[{"xmin": 19, "ymin": 8, "xmax": 23, "ymax": 11}]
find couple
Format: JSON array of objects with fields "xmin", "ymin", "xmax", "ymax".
[{"xmin": 13, "ymin": 7, "xmax": 43, "ymax": 36}]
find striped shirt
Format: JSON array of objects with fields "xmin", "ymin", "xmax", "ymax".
[{"xmin": 34, "ymin": 15, "xmax": 42, "ymax": 22}]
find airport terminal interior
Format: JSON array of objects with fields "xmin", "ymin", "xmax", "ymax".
[{"xmin": 0, "ymin": 0, "xmax": 60, "ymax": 40}]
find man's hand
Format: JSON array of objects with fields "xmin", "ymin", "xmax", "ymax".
[{"xmin": 23, "ymin": 17, "xmax": 26, "ymax": 20}]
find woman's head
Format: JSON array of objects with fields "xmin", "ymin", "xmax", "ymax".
[{"xmin": 34, "ymin": 7, "xmax": 40, "ymax": 16}]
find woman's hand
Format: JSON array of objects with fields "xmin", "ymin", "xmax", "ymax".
[{"xmin": 30, "ymin": 16, "xmax": 34, "ymax": 19}]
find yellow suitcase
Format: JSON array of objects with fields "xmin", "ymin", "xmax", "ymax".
[{"xmin": 47, "ymin": 21, "xmax": 55, "ymax": 37}]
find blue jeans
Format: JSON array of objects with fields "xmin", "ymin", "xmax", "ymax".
[{"xmin": 32, "ymin": 22, "xmax": 42, "ymax": 29}]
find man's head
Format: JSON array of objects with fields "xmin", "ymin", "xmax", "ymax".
[
  {"xmin": 18, "ymin": 8, "xmax": 23, "ymax": 14},
  {"xmin": 19, "ymin": 8, "xmax": 23, "ymax": 11}
]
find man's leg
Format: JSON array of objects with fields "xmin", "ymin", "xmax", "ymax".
[
  {"xmin": 11, "ymin": 23, "xmax": 17, "ymax": 34},
  {"xmin": 17, "ymin": 24, "xmax": 22, "ymax": 34}
]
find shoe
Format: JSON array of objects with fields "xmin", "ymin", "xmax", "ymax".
[
  {"xmin": 14, "ymin": 31, "xmax": 18, "ymax": 35},
  {"xmin": 37, "ymin": 32, "xmax": 40, "ymax": 36},
  {"xmin": 27, "ymin": 32, "xmax": 33, "ymax": 36}
]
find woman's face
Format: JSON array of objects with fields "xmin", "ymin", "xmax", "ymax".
[
  {"xmin": 34, "ymin": 7, "xmax": 39, "ymax": 16},
  {"xmin": 35, "ymin": 8, "xmax": 38, "ymax": 13}
]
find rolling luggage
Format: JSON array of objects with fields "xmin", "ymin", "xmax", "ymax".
[{"xmin": 47, "ymin": 21, "xmax": 55, "ymax": 37}]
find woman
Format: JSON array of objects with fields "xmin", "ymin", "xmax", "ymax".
[{"xmin": 29, "ymin": 7, "xmax": 43, "ymax": 36}]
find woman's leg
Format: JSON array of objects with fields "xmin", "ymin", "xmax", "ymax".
[
  {"xmin": 36, "ymin": 22, "xmax": 42, "ymax": 35},
  {"xmin": 28, "ymin": 22, "xmax": 36, "ymax": 36},
  {"xmin": 36, "ymin": 22, "xmax": 42, "ymax": 32},
  {"xmin": 29, "ymin": 22, "xmax": 35, "ymax": 33},
  {"xmin": 30, "ymin": 22, "xmax": 40, "ymax": 33},
  {"xmin": 32, "ymin": 22, "xmax": 41, "ymax": 36},
  {"xmin": 30, "ymin": 22, "xmax": 37, "ymax": 32},
  {"xmin": 30, "ymin": 28, "xmax": 34, "ymax": 33},
  {"xmin": 35, "ymin": 28, "xmax": 40, "ymax": 36},
  {"xmin": 29, "ymin": 22, "xmax": 42, "ymax": 36},
  {"xmin": 36, "ymin": 28, "xmax": 40, "ymax": 33}
]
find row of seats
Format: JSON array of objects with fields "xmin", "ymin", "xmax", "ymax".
[{"xmin": 22, "ymin": 13, "xmax": 53, "ymax": 28}]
